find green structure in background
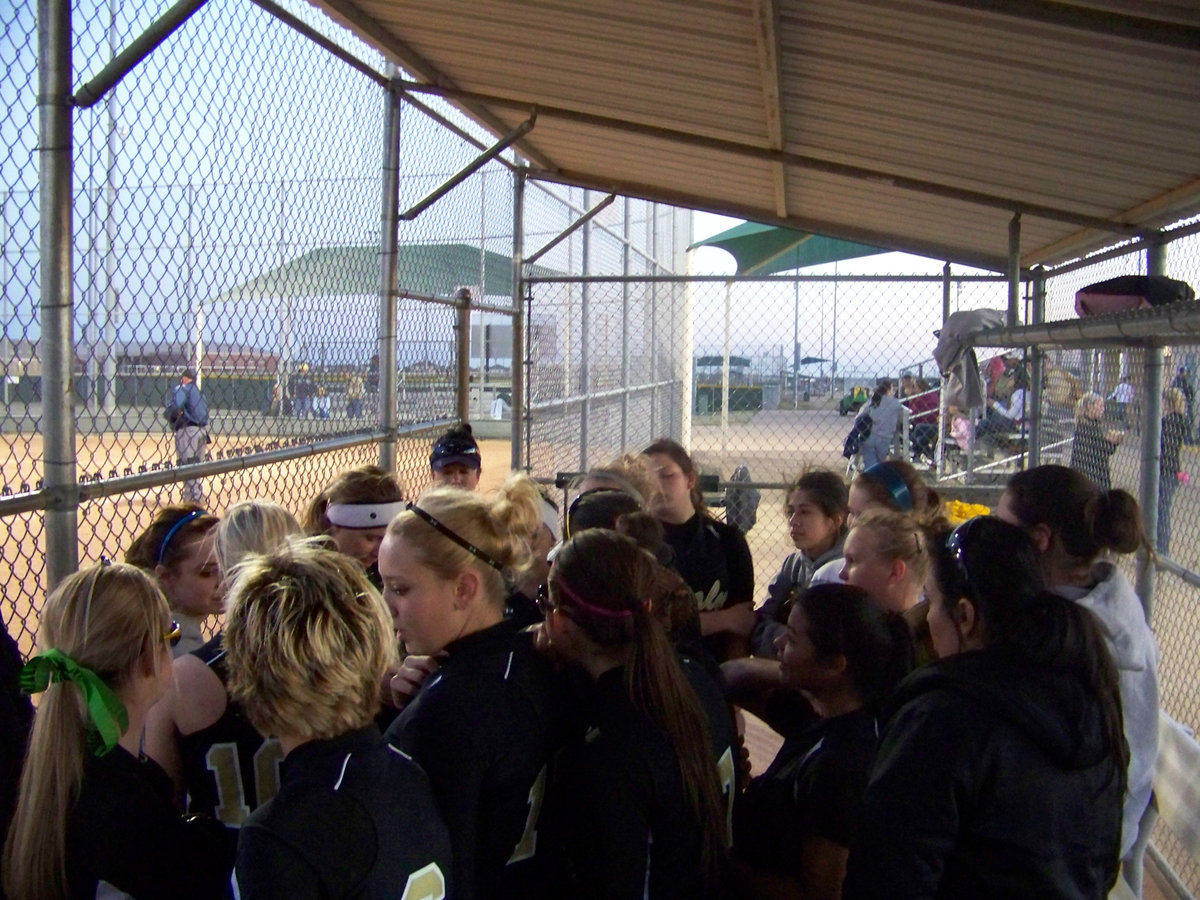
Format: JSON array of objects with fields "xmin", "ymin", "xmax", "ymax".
[{"xmin": 689, "ymin": 221, "xmax": 887, "ymax": 275}]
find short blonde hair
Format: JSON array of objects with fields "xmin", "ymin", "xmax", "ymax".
[
  {"xmin": 1075, "ymin": 391, "xmax": 1103, "ymax": 422},
  {"xmin": 1164, "ymin": 387, "xmax": 1187, "ymax": 416},
  {"xmin": 215, "ymin": 500, "xmax": 303, "ymax": 575},
  {"xmin": 224, "ymin": 541, "xmax": 396, "ymax": 742},
  {"xmin": 387, "ymin": 478, "xmax": 540, "ymax": 606}
]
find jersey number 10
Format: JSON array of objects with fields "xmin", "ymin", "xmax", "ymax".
[{"xmin": 205, "ymin": 740, "xmax": 285, "ymax": 827}]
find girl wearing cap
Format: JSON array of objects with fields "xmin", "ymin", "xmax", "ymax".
[
  {"xmin": 126, "ymin": 504, "xmax": 222, "ymax": 658},
  {"xmin": 145, "ymin": 501, "xmax": 302, "ymax": 826},
  {"xmin": 507, "ymin": 483, "xmax": 562, "ymax": 628},
  {"xmin": 304, "ymin": 464, "xmax": 406, "ymax": 587},
  {"xmin": 3, "ymin": 563, "xmax": 234, "ymax": 900},
  {"xmin": 843, "ymin": 517, "xmax": 1125, "ymax": 898},
  {"xmin": 430, "ymin": 423, "xmax": 483, "ymax": 490},
  {"xmin": 378, "ymin": 483, "xmax": 560, "ymax": 900},
  {"xmin": 539, "ymin": 529, "xmax": 729, "ymax": 899}
]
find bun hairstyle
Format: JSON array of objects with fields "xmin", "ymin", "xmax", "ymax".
[
  {"xmin": 850, "ymin": 508, "xmax": 931, "ymax": 588},
  {"xmin": 387, "ymin": 482, "xmax": 539, "ymax": 605},
  {"xmin": 789, "ymin": 583, "xmax": 915, "ymax": 708},
  {"xmin": 303, "ymin": 465, "xmax": 405, "ymax": 535},
  {"xmin": 927, "ymin": 516, "xmax": 1129, "ymax": 785},
  {"xmin": 4, "ymin": 564, "xmax": 171, "ymax": 900},
  {"xmin": 1004, "ymin": 465, "xmax": 1145, "ymax": 563},
  {"xmin": 215, "ymin": 500, "xmax": 303, "ymax": 575},
  {"xmin": 430, "ymin": 423, "xmax": 482, "ymax": 471},
  {"xmin": 853, "ymin": 460, "xmax": 942, "ymax": 520},
  {"xmin": 550, "ymin": 530, "xmax": 727, "ymax": 888},
  {"xmin": 642, "ymin": 438, "xmax": 706, "ymax": 514},
  {"xmin": 787, "ymin": 468, "xmax": 849, "ymax": 530},
  {"xmin": 125, "ymin": 503, "xmax": 219, "ymax": 571}
]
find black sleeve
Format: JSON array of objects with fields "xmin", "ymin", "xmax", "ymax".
[
  {"xmin": 388, "ymin": 689, "xmax": 487, "ymax": 899},
  {"xmin": 234, "ymin": 827, "xmax": 324, "ymax": 900},
  {"xmin": 719, "ymin": 523, "xmax": 755, "ymax": 609},
  {"xmin": 562, "ymin": 757, "xmax": 653, "ymax": 900},
  {"xmin": 843, "ymin": 696, "xmax": 971, "ymax": 900},
  {"xmin": 750, "ymin": 560, "xmax": 796, "ymax": 658}
]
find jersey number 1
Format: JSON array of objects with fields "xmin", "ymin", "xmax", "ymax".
[
  {"xmin": 205, "ymin": 740, "xmax": 284, "ymax": 826},
  {"xmin": 507, "ymin": 764, "xmax": 547, "ymax": 864}
]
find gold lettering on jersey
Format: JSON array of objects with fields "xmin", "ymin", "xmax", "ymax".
[
  {"xmin": 695, "ymin": 581, "xmax": 728, "ymax": 612},
  {"xmin": 716, "ymin": 746, "xmax": 735, "ymax": 849},
  {"xmin": 400, "ymin": 862, "xmax": 447, "ymax": 900},
  {"xmin": 507, "ymin": 764, "xmax": 548, "ymax": 864}
]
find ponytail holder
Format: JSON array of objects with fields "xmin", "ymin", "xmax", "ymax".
[
  {"xmin": 21, "ymin": 649, "xmax": 129, "ymax": 756},
  {"xmin": 862, "ymin": 464, "xmax": 913, "ymax": 512}
]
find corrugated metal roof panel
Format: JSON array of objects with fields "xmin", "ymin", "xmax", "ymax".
[{"xmin": 315, "ymin": 0, "xmax": 1200, "ymax": 270}]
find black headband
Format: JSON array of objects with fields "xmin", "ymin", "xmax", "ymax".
[{"xmin": 406, "ymin": 503, "xmax": 504, "ymax": 571}]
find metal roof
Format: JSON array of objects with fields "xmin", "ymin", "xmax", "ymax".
[{"xmin": 315, "ymin": 0, "xmax": 1200, "ymax": 272}]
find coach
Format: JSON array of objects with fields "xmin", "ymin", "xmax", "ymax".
[{"xmin": 166, "ymin": 368, "xmax": 209, "ymax": 503}]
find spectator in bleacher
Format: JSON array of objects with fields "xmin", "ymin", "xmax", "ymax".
[
  {"xmin": 1069, "ymin": 392, "xmax": 1122, "ymax": 492},
  {"xmin": 304, "ymin": 465, "xmax": 406, "ymax": 589},
  {"xmin": 900, "ymin": 375, "xmax": 939, "ymax": 464},
  {"xmin": 644, "ymin": 438, "xmax": 754, "ymax": 662},
  {"xmin": 997, "ymin": 466, "xmax": 1157, "ymax": 866},
  {"xmin": 165, "ymin": 368, "xmax": 209, "ymax": 504},
  {"xmin": 1158, "ymin": 387, "xmax": 1189, "ymax": 554},
  {"xmin": 313, "ymin": 384, "xmax": 331, "ymax": 419},
  {"xmin": 844, "ymin": 517, "xmax": 1126, "ymax": 899},
  {"xmin": 854, "ymin": 381, "xmax": 908, "ymax": 469},
  {"xmin": 126, "ymin": 505, "xmax": 222, "ymax": 658},
  {"xmin": 430, "ymin": 423, "xmax": 483, "ymax": 491},
  {"xmin": 734, "ymin": 583, "xmax": 914, "ymax": 900},
  {"xmin": 3, "ymin": 563, "xmax": 235, "ymax": 900},
  {"xmin": 345, "ymin": 371, "xmax": 365, "ymax": 419},
  {"xmin": 977, "ymin": 364, "xmax": 1029, "ymax": 444}
]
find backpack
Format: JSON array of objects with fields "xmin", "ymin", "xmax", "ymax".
[
  {"xmin": 724, "ymin": 465, "xmax": 760, "ymax": 534},
  {"xmin": 843, "ymin": 411, "xmax": 873, "ymax": 458}
]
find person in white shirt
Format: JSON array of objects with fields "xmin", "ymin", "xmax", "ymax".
[
  {"xmin": 979, "ymin": 366, "xmax": 1029, "ymax": 441},
  {"xmin": 1109, "ymin": 375, "xmax": 1134, "ymax": 428}
]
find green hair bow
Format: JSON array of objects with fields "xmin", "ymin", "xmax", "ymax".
[{"xmin": 21, "ymin": 649, "xmax": 129, "ymax": 756}]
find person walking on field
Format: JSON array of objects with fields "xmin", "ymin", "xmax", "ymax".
[{"xmin": 166, "ymin": 368, "xmax": 209, "ymax": 504}]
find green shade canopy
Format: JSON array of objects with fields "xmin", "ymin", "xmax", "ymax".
[
  {"xmin": 215, "ymin": 243, "xmax": 561, "ymax": 303},
  {"xmin": 689, "ymin": 221, "xmax": 887, "ymax": 275}
]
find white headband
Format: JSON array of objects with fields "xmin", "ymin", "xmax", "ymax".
[
  {"xmin": 326, "ymin": 501, "xmax": 406, "ymax": 529},
  {"xmin": 541, "ymin": 498, "xmax": 562, "ymax": 543}
]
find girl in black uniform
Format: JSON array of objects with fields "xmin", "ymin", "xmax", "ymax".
[
  {"xmin": 145, "ymin": 500, "xmax": 301, "ymax": 824},
  {"xmin": 643, "ymin": 438, "xmax": 754, "ymax": 662},
  {"xmin": 126, "ymin": 504, "xmax": 222, "ymax": 657},
  {"xmin": 540, "ymin": 529, "xmax": 729, "ymax": 899},
  {"xmin": 304, "ymin": 465, "xmax": 406, "ymax": 588},
  {"xmin": 379, "ymin": 478, "xmax": 560, "ymax": 900},
  {"xmin": 734, "ymin": 583, "xmax": 914, "ymax": 899},
  {"xmin": 3, "ymin": 562, "xmax": 234, "ymax": 900},
  {"xmin": 225, "ymin": 542, "xmax": 452, "ymax": 899}
]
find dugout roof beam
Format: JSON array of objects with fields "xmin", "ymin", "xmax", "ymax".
[{"xmin": 312, "ymin": 0, "xmax": 1200, "ymax": 272}]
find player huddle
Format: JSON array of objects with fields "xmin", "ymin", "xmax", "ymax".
[{"xmin": 1, "ymin": 423, "xmax": 1157, "ymax": 899}]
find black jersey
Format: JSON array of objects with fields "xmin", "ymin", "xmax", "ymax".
[
  {"xmin": 234, "ymin": 725, "xmax": 453, "ymax": 900},
  {"xmin": 661, "ymin": 514, "xmax": 754, "ymax": 662},
  {"xmin": 179, "ymin": 634, "xmax": 282, "ymax": 827},
  {"xmin": 66, "ymin": 745, "xmax": 235, "ymax": 899},
  {"xmin": 384, "ymin": 620, "xmax": 560, "ymax": 900},
  {"xmin": 547, "ymin": 666, "xmax": 717, "ymax": 900},
  {"xmin": 679, "ymin": 651, "xmax": 741, "ymax": 847}
]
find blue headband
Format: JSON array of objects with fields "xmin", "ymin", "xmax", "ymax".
[
  {"xmin": 157, "ymin": 509, "xmax": 206, "ymax": 565},
  {"xmin": 862, "ymin": 464, "xmax": 913, "ymax": 512}
]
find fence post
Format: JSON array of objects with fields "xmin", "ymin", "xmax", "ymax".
[
  {"xmin": 620, "ymin": 197, "xmax": 631, "ymax": 452},
  {"xmin": 39, "ymin": 0, "xmax": 79, "ymax": 585},
  {"xmin": 1136, "ymin": 240, "xmax": 1166, "ymax": 621},
  {"xmin": 1007, "ymin": 213, "xmax": 1021, "ymax": 329},
  {"xmin": 579, "ymin": 189, "xmax": 591, "ymax": 469},
  {"xmin": 1028, "ymin": 266, "xmax": 1046, "ymax": 467},
  {"xmin": 377, "ymin": 81, "xmax": 401, "ymax": 472},
  {"xmin": 650, "ymin": 203, "xmax": 658, "ymax": 437},
  {"xmin": 455, "ymin": 287, "xmax": 471, "ymax": 423},
  {"xmin": 510, "ymin": 168, "xmax": 525, "ymax": 471}
]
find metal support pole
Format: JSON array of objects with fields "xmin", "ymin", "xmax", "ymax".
[
  {"xmin": 721, "ymin": 281, "xmax": 732, "ymax": 454},
  {"xmin": 1007, "ymin": 213, "xmax": 1021, "ymax": 330},
  {"xmin": 40, "ymin": 0, "xmax": 79, "ymax": 584},
  {"xmin": 941, "ymin": 262, "xmax": 952, "ymax": 324},
  {"xmin": 649, "ymin": 203, "xmax": 658, "ymax": 437},
  {"xmin": 579, "ymin": 190, "xmax": 591, "ymax": 469},
  {"xmin": 1028, "ymin": 266, "xmax": 1046, "ymax": 467},
  {"xmin": 620, "ymin": 197, "xmax": 631, "ymax": 452},
  {"xmin": 454, "ymin": 287, "xmax": 471, "ymax": 422},
  {"xmin": 936, "ymin": 263, "xmax": 952, "ymax": 477},
  {"xmin": 377, "ymin": 82, "xmax": 401, "ymax": 472},
  {"xmin": 511, "ymin": 169, "xmax": 526, "ymax": 471},
  {"xmin": 1136, "ymin": 241, "xmax": 1166, "ymax": 620},
  {"xmin": 525, "ymin": 193, "xmax": 615, "ymax": 267}
]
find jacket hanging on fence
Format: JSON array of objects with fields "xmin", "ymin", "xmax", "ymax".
[{"xmin": 933, "ymin": 309, "xmax": 1006, "ymax": 409}]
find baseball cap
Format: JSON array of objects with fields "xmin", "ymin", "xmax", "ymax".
[
  {"xmin": 181, "ymin": 368, "xmax": 197, "ymax": 380},
  {"xmin": 431, "ymin": 426, "xmax": 481, "ymax": 471}
]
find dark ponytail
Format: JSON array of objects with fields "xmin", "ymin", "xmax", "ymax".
[
  {"xmin": 1005, "ymin": 465, "xmax": 1146, "ymax": 562},
  {"xmin": 871, "ymin": 380, "xmax": 893, "ymax": 407},
  {"xmin": 551, "ymin": 531, "xmax": 728, "ymax": 887}
]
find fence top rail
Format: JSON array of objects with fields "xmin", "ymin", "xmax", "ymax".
[
  {"xmin": 970, "ymin": 301, "xmax": 1200, "ymax": 349},
  {"xmin": 524, "ymin": 273, "xmax": 1012, "ymax": 285}
]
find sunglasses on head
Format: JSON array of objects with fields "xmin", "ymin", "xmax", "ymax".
[
  {"xmin": 945, "ymin": 516, "xmax": 986, "ymax": 599},
  {"xmin": 535, "ymin": 583, "xmax": 555, "ymax": 616},
  {"xmin": 165, "ymin": 621, "xmax": 182, "ymax": 648}
]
